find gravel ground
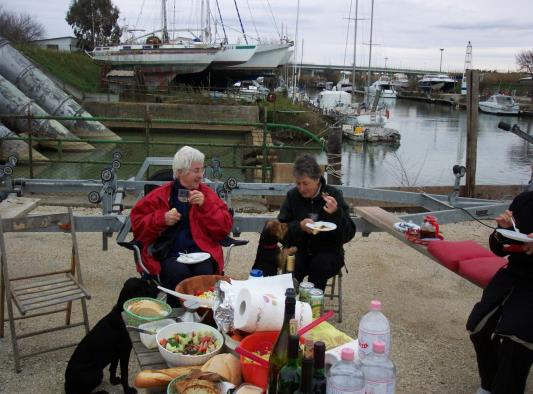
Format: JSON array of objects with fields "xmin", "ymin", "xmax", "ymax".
[{"xmin": 0, "ymin": 205, "xmax": 531, "ymax": 393}]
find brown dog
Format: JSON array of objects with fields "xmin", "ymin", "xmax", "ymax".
[{"xmin": 252, "ymin": 220, "xmax": 297, "ymax": 276}]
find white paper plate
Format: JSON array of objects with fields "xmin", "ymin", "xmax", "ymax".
[
  {"xmin": 305, "ymin": 221, "xmax": 337, "ymax": 232},
  {"xmin": 177, "ymin": 252, "xmax": 211, "ymax": 264},
  {"xmin": 496, "ymin": 229, "xmax": 533, "ymax": 243}
]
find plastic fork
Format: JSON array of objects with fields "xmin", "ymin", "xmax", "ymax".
[{"xmin": 510, "ymin": 217, "xmax": 520, "ymax": 233}]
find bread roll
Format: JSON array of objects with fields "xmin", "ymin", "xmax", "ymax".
[
  {"xmin": 134, "ymin": 366, "xmax": 193, "ymax": 388},
  {"xmin": 201, "ymin": 354, "xmax": 242, "ymax": 386}
]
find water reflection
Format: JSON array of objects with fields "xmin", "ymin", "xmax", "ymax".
[{"xmin": 341, "ymin": 99, "xmax": 533, "ymax": 187}]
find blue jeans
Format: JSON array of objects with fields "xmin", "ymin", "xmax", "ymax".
[{"xmin": 159, "ymin": 257, "xmax": 215, "ymax": 307}]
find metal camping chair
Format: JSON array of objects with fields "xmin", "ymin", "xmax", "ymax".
[{"xmin": 0, "ymin": 208, "xmax": 91, "ymax": 372}]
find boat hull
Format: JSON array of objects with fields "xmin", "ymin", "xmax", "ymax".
[{"xmin": 479, "ymin": 103, "xmax": 519, "ymax": 115}]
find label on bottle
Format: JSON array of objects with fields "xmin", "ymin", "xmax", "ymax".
[
  {"xmin": 357, "ymin": 328, "xmax": 390, "ymax": 359},
  {"xmin": 326, "ymin": 381, "xmax": 364, "ymax": 394},
  {"xmin": 363, "ymin": 379, "xmax": 395, "ymax": 394}
]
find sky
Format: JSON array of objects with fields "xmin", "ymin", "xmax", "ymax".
[{"xmin": 2, "ymin": 0, "xmax": 533, "ymax": 73}]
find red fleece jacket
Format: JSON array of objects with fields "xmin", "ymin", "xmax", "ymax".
[{"xmin": 130, "ymin": 181, "xmax": 233, "ymax": 275}]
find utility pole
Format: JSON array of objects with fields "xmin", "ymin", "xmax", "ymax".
[
  {"xmin": 291, "ymin": 0, "xmax": 301, "ymax": 101},
  {"xmin": 439, "ymin": 48, "xmax": 444, "ymax": 72}
]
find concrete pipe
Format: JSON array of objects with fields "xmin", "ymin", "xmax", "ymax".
[
  {"xmin": 0, "ymin": 122, "xmax": 48, "ymax": 162},
  {"xmin": 0, "ymin": 36, "xmax": 120, "ymax": 141},
  {"xmin": 0, "ymin": 75, "xmax": 94, "ymax": 151}
]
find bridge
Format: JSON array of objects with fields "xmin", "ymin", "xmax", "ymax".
[{"xmin": 289, "ymin": 63, "xmax": 461, "ymax": 77}]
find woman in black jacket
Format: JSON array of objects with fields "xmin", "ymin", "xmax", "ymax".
[
  {"xmin": 278, "ymin": 154, "xmax": 356, "ymax": 290},
  {"xmin": 467, "ymin": 191, "xmax": 533, "ymax": 394}
]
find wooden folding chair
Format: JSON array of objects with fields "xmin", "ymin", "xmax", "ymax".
[{"xmin": 0, "ymin": 208, "xmax": 91, "ymax": 372}]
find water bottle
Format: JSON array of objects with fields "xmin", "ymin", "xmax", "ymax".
[
  {"xmin": 358, "ymin": 300, "xmax": 391, "ymax": 360},
  {"xmin": 361, "ymin": 341, "xmax": 396, "ymax": 394},
  {"xmin": 326, "ymin": 348, "xmax": 365, "ymax": 394}
]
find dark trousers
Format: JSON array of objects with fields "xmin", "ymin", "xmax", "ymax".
[
  {"xmin": 294, "ymin": 249, "xmax": 343, "ymax": 291},
  {"xmin": 160, "ymin": 257, "xmax": 215, "ymax": 307},
  {"xmin": 470, "ymin": 307, "xmax": 533, "ymax": 394}
]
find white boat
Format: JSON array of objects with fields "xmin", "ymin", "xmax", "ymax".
[
  {"xmin": 392, "ymin": 73, "xmax": 409, "ymax": 91},
  {"xmin": 367, "ymin": 76, "xmax": 396, "ymax": 98},
  {"xmin": 336, "ymin": 72, "xmax": 354, "ymax": 93},
  {"xmin": 211, "ymin": 44, "xmax": 257, "ymax": 67},
  {"xmin": 418, "ymin": 74, "xmax": 456, "ymax": 93},
  {"xmin": 479, "ymin": 94, "xmax": 519, "ymax": 115},
  {"xmin": 222, "ymin": 40, "xmax": 293, "ymax": 71}
]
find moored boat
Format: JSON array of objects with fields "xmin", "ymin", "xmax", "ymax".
[
  {"xmin": 417, "ymin": 74, "xmax": 456, "ymax": 93},
  {"xmin": 479, "ymin": 94, "xmax": 519, "ymax": 115}
]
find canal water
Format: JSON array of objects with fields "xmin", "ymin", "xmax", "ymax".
[
  {"xmin": 334, "ymin": 99, "xmax": 533, "ymax": 188},
  {"xmin": 19, "ymin": 99, "xmax": 533, "ymax": 188}
]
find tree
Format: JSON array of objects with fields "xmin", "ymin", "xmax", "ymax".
[
  {"xmin": 516, "ymin": 50, "xmax": 533, "ymax": 97},
  {"xmin": 0, "ymin": 6, "xmax": 45, "ymax": 43},
  {"xmin": 66, "ymin": 0, "xmax": 121, "ymax": 50}
]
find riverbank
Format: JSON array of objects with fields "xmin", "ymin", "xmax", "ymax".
[{"xmin": 1, "ymin": 204, "xmax": 531, "ymax": 393}]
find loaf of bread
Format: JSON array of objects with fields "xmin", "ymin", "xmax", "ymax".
[
  {"xmin": 201, "ymin": 354, "xmax": 242, "ymax": 386},
  {"xmin": 134, "ymin": 366, "xmax": 193, "ymax": 388}
]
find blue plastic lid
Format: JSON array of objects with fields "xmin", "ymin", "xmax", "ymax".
[{"xmin": 249, "ymin": 269, "xmax": 263, "ymax": 278}]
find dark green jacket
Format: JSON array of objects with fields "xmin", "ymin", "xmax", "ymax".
[{"xmin": 278, "ymin": 178, "xmax": 356, "ymax": 254}]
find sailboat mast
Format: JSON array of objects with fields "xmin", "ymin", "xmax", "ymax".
[
  {"xmin": 161, "ymin": 0, "xmax": 169, "ymax": 43},
  {"xmin": 205, "ymin": 0, "xmax": 211, "ymax": 43},
  {"xmin": 366, "ymin": 0, "xmax": 374, "ymax": 97},
  {"xmin": 352, "ymin": 0, "xmax": 358, "ymax": 95},
  {"xmin": 291, "ymin": 0, "xmax": 301, "ymax": 101}
]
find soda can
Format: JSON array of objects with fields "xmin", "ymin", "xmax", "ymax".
[
  {"xmin": 298, "ymin": 281, "xmax": 314, "ymax": 303},
  {"xmin": 309, "ymin": 288, "xmax": 324, "ymax": 319},
  {"xmin": 286, "ymin": 255, "xmax": 295, "ymax": 273}
]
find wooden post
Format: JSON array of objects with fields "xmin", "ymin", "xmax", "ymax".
[
  {"xmin": 327, "ymin": 127, "xmax": 342, "ymax": 185},
  {"xmin": 465, "ymin": 69, "xmax": 479, "ymax": 197}
]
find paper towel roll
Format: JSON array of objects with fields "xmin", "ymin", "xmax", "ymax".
[
  {"xmin": 325, "ymin": 339, "xmax": 359, "ymax": 368},
  {"xmin": 234, "ymin": 288, "xmax": 313, "ymax": 333}
]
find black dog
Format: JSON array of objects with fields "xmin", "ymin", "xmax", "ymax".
[
  {"xmin": 252, "ymin": 220, "xmax": 297, "ymax": 276},
  {"xmin": 64, "ymin": 277, "xmax": 159, "ymax": 394}
]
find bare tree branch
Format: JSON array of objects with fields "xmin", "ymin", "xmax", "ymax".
[{"xmin": 0, "ymin": 6, "xmax": 45, "ymax": 43}]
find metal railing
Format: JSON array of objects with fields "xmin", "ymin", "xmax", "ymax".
[{"xmin": 0, "ymin": 113, "xmax": 325, "ymax": 180}]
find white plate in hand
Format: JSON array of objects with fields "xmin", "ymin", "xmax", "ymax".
[
  {"xmin": 496, "ymin": 229, "xmax": 533, "ymax": 243},
  {"xmin": 305, "ymin": 221, "xmax": 337, "ymax": 232},
  {"xmin": 177, "ymin": 252, "xmax": 211, "ymax": 264}
]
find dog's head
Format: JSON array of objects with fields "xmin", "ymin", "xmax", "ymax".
[
  {"xmin": 259, "ymin": 220, "xmax": 289, "ymax": 245},
  {"xmin": 116, "ymin": 277, "xmax": 159, "ymax": 308}
]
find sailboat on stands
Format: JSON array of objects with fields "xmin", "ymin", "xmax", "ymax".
[{"xmin": 88, "ymin": 0, "xmax": 292, "ymax": 87}]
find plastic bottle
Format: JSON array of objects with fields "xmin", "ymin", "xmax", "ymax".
[
  {"xmin": 248, "ymin": 268, "xmax": 263, "ymax": 279},
  {"xmin": 326, "ymin": 348, "xmax": 365, "ymax": 394},
  {"xmin": 361, "ymin": 340, "xmax": 396, "ymax": 394},
  {"xmin": 358, "ymin": 300, "xmax": 391, "ymax": 360}
]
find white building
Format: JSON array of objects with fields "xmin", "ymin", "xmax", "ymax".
[{"xmin": 31, "ymin": 36, "xmax": 80, "ymax": 52}]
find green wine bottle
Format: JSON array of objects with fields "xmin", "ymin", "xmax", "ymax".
[
  {"xmin": 267, "ymin": 288, "xmax": 296, "ymax": 394},
  {"xmin": 276, "ymin": 334, "xmax": 301, "ymax": 394},
  {"xmin": 311, "ymin": 341, "xmax": 327, "ymax": 394},
  {"xmin": 295, "ymin": 357, "xmax": 313, "ymax": 394}
]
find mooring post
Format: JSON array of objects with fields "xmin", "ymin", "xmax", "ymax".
[
  {"xmin": 327, "ymin": 126, "xmax": 342, "ymax": 185},
  {"xmin": 465, "ymin": 69, "xmax": 479, "ymax": 197},
  {"xmin": 26, "ymin": 108, "xmax": 33, "ymax": 179}
]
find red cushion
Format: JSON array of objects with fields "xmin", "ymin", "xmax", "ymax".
[
  {"xmin": 458, "ymin": 256, "xmax": 507, "ymax": 288},
  {"xmin": 427, "ymin": 240, "xmax": 495, "ymax": 272}
]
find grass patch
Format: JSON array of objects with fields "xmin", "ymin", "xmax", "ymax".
[{"xmin": 15, "ymin": 44, "xmax": 100, "ymax": 93}]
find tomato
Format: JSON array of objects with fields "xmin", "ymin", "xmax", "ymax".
[
  {"xmin": 231, "ymin": 333, "xmax": 243, "ymax": 341},
  {"xmin": 159, "ymin": 338, "xmax": 168, "ymax": 347}
]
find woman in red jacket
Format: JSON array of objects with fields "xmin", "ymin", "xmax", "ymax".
[{"xmin": 130, "ymin": 146, "xmax": 233, "ymax": 306}]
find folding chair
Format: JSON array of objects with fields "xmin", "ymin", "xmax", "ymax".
[
  {"xmin": 0, "ymin": 208, "xmax": 91, "ymax": 372},
  {"xmin": 324, "ymin": 268, "xmax": 345, "ymax": 323}
]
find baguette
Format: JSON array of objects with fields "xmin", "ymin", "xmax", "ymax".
[{"xmin": 134, "ymin": 366, "xmax": 194, "ymax": 388}]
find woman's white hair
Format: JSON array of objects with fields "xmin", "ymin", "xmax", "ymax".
[{"xmin": 172, "ymin": 146, "xmax": 205, "ymax": 175}]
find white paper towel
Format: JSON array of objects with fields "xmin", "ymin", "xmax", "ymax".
[
  {"xmin": 325, "ymin": 339, "xmax": 359, "ymax": 368},
  {"xmin": 234, "ymin": 287, "xmax": 312, "ymax": 332}
]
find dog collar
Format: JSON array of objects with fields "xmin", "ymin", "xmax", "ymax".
[{"xmin": 261, "ymin": 243, "xmax": 278, "ymax": 249}]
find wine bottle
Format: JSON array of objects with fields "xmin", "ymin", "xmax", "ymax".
[
  {"xmin": 295, "ymin": 357, "xmax": 314, "ymax": 394},
  {"xmin": 277, "ymin": 334, "xmax": 301, "ymax": 394},
  {"xmin": 311, "ymin": 341, "xmax": 327, "ymax": 394},
  {"xmin": 267, "ymin": 288, "xmax": 297, "ymax": 394}
]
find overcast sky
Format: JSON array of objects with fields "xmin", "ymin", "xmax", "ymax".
[{"xmin": 2, "ymin": 0, "xmax": 533, "ymax": 72}]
